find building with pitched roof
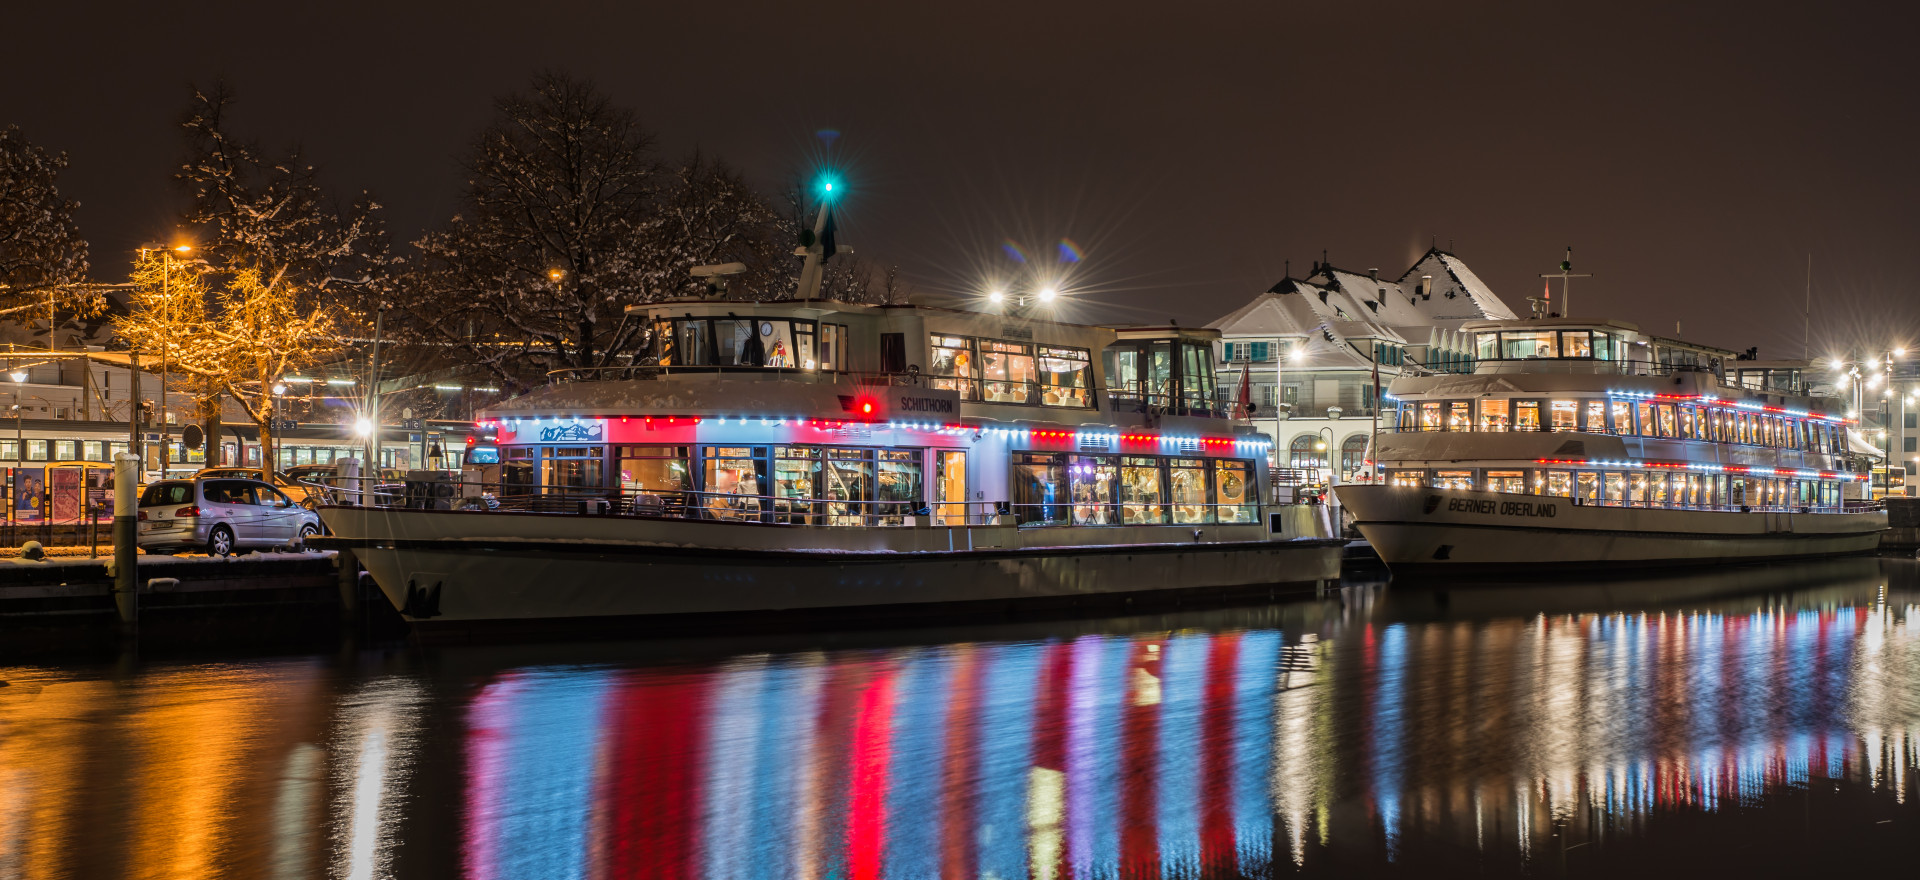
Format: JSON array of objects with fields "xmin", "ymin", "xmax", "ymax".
[{"xmin": 1208, "ymin": 248, "xmax": 1516, "ymax": 485}]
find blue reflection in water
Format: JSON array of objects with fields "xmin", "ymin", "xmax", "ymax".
[
  {"xmin": 883, "ymin": 650, "xmax": 953, "ymax": 880},
  {"xmin": 466, "ymin": 669, "xmax": 612, "ymax": 880},
  {"xmin": 976, "ymin": 643, "xmax": 1043, "ymax": 880},
  {"xmin": 1233, "ymin": 630, "xmax": 1281, "ymax": 875},
  {"xmin": 1155, "ymin": 634, "xmax": 1206, "ymax": 877},
  {"xmin": 1371, "ymin": 625, "xmax": 1407, "ymax": 860}
]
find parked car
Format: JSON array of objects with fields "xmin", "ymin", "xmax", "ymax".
[
  {"xmin": 137, "ymin": 477, "xmax": 323, "ymax": 556},
  {"xmin": 197, "ymin": 467, "xmax": 329, "ymax": 508}
]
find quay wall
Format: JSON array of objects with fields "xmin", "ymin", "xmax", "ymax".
[{"xmin": 1884, "ymin": 498, "xmax": 1920, "ymax": 550}]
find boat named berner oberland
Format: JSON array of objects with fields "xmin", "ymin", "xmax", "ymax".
[
  {"xmin": 319, "ymin": 296, "xmax": 1345, "ymax": 631},
  {"xmin": 1335, "ymin": 316, "xmax": 1887, "ymax": 574}
]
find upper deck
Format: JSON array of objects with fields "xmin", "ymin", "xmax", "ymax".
[{"xmin": 485, "ymin": 298, "xmax": 1243, "ymax": 434}]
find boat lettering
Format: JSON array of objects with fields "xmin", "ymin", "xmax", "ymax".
[
  {"xmin": 1444, "ymin": 498, "xmax": 1556, "ymax": 518},
  {"xmin": 897, "ymin": 396, "xmax": 956, "ymax": 414}
]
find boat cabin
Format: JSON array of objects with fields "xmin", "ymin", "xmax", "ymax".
[{"xmin": 469, "ymin": 300, "xmax": 1272, "ymax": 528}]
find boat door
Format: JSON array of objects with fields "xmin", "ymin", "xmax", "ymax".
[{"xmin": 935, "ymin": 450, "xmax": 968, "ymax": 524}]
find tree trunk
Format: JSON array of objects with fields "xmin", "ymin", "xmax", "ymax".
[
  {"xmin": 201, "ymin": 390, "xmax": 223, "ymax": 468},
  {"xmin": 257, "ymin": 401, "xmax": 274, "ymax": 473}
]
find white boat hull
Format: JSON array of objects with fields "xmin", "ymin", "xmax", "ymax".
[
  {"xmin": 318, "ymin": 506, "xmax": 1345, "ymax": 630},
  {"xmin": 1335, "ymin": 485, "xmax": 1886, "ymax": 575}
]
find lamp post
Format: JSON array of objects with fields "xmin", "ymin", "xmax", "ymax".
[
  {"xmin": 1831, "ymin": 347, "xmax": 1904, "ymax": 497},
  {"xmin": 137, "ymin": 244, "xmax": 192, "ymax": 477}
]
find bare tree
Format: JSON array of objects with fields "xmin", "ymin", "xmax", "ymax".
[{"xmin": 0, "ymin": 125, "xmax": 99, "ymax": 329}]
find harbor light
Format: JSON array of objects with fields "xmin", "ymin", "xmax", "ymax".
[
  {"xmin": 987, "ymin": 289, "xmax": 1006, "ymax": 304},
  {"xmin": 1037, "ymin": 287, "xmax": 1058, "ymax": 303},
  {"xmin": 353, "ymin": 417, "xmax": 374, "ymax": 436},
  {"xmin": 8, "ymin": 371, "xmax": 24, "ymax": 383}
]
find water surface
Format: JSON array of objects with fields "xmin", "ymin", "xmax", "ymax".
[{"xmin": 3, "ymin": 558, "xmax": 1918, "ymax": 878}]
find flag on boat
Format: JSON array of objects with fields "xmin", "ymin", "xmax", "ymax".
[{"xmin": 1234, "ymin": 358, "xmax": 1253, "ymax": 418}]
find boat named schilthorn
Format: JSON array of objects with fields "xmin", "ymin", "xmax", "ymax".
[{"xmin": 320, "ymin": 297, "xmax": 1344, "ymax": 631}]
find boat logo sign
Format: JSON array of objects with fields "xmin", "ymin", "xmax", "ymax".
[{"xmin": 539, "ymin": 422, "xmax": 605, "ymax": 442}]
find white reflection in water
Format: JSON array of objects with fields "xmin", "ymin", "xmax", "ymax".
[{"xmin": 330, "ymin": 678, "xmax": 424, "ymax": 880}]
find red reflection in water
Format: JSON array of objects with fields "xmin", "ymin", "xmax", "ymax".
[{"xmin": 598, "ymin": 671, "xmax": 710, "ymax": 880}]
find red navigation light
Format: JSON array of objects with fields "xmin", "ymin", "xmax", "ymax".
[{"xmin": 861, "ymin": 401, "xmax": 874, "ymax": 414}]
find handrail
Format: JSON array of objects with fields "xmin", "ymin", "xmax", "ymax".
[{"xmin": 545, "ymin": 364, "xmax": 922, "ymax": 386}]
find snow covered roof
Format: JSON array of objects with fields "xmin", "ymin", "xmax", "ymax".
[{"xmin": 1399, "ymin": 249, "xmax": 1519, "ymax": 322}]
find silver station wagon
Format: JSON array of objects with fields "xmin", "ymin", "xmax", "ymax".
[{"xmin": 137, "ymin": 477, "xmax": 323, "ymax": 556}]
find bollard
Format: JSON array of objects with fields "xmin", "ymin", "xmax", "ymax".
[{"xmin": 111, "ymin": 452, "xmax": 139, "ymax": 632}]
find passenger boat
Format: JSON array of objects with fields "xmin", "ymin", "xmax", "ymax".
[
  {"xmin": 318, "ymin": 298, "xmax": 1345, "ymax": 631},
  {"xmin": 1335, "ymin": 317, "xmax": 1888, "ymax": 574}
]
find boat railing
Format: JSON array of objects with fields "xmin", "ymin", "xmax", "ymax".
[
  {"xmin": 545, "ymin": 364, "xmax": 921, "ymax": 387},
  {"xmin": 318, "ymin": 477, "xmax": 1269, "ymax": 529},
  {"xmin": 1470, "ymin": 359, "xmax": 1716, "ymax": 378},
  {"xmin": 1387, "ymin": 421, "xmax": 1850, "ymax": 454}
]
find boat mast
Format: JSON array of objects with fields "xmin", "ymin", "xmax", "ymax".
[{"xmin": 1538, "ymin": 246, "xmax": 1591, "ymax": 318}]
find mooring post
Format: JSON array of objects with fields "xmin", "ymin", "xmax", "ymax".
[{"xmin": 111, "ymin": 452, "xmax": 139, "ymax": 632}]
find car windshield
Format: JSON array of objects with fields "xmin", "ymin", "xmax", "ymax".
[{"xmin": 139, "ymin": 482, "xmax": 195, "ymax": 507}]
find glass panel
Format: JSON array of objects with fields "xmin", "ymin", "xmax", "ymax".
[
  {"xmin": 1593, "ymin": 333, "xmax": 1614, "ymax": 360},
  {"xmin": 1611, "ymin": 401, "xmax": 1632, "ymax": 435},
  {"xmin": 1212, "ymin": 460, "xmax": 1254, "ymax": 523},
  {"xmin": 1544, "ymin": 470, "xmax": 1572, "ymax": 497},
  {"xmin": 1069, "ymin": 455, "xmax": 1116, "ymax": 525},
  {"xmin": 929, "ymin": 335, "xmax": 980, "ymax": 400},
  {"xmin": 618, "ymin": 446, "xmax": 692, "ymax": 494},
  {"xmin": 1515, "ymin": 401, "xmax": 1541, "ymax": 431},
  {"xmin": 1434, "ymin": 470, "xmax": 1474, "ymax": 490},
  {"xmin": 981, "ymin": 341, "xmax": 1036, "ymax": 404},
  {"xmin": 1501, "ymin": 331, "xmax": 1558, "ymax": 359},
  {"xmin": 1487, "ymin": 470, "xmax": 1526, "ymax": 493},
  {"xmin": 1168, "ymin": 458, "xmax": 1210, "ymax": 524},
  {"xmin": 1604, "ymin": 472, "xmax": 1626, "ymax": 505},
  {"xmin": 1388, "ymin": 469, "xmax": 1427, "ymax": 488},
  {"xmin": 821, "ymin": 449, "xmax": 872, "ymax": 525},
  {"xmin": 702, "ymin": 447, "xmax": 764, "ymax": 520},
  {"xmin": 1012, "ymin": 452, "xmax": 1067, "ymax": 525},
  {"xmin": 1550, "ymin": 400, "xmax": 1577, "ymax": 431},
  {"xmin": 1475, "ymin": 333, "xmax": 1498, "ymax": 360},
  {"xmin": 1575, "ymin": 471, "xmax": 1599, "ymax": 503},
  {"xmin": 1120, "ymin": 457, "xmax": 1165, "ymax": 524},
  {"xmin": 1038, "ymin": 346, "xmax": 1093, "ymax": 408},
  {"xmin": 1655, "ymin": 405, "xmax": 1676, "ymax": 437},
  {"xmin": 1585, "ymin": 401, "xmax": 1606, "ymax": 433},
  {"xmin": 1478, "ymin": 399, "xmax": 1510, "ymax": 431},
  {"xmin": 1447, "ymin": 402, "xmax": 1470, "ymax": 431},
  {"xmin": 1560, "ymin": 331, "xmax": 1593, "ymax": 357},
  {"xmin": 675, "ymin": 319, "xmax": 710, "ymax": 366},
  {"xmin": 1636, "ymin": 402, "xmax": 1656, "ymax": 437},
  {"xmin": 1148, "ymin": 343, "xmax": 1174, "ymax": 409},
  {"xmin": 876, "ymin": 451, "xmax": 921, "ymax": 525},
  {"xmin": 1420, "ymin": 402, "xmax": 1442, "ymax": 430},
  {"xmin": 760, "ymin": 321, "xmax": 797, "ymax": 368}
]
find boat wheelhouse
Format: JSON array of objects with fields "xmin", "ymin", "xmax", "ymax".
[
  {"xmin": 318, "ymin": 298, "xmax": 1344, "ymax": 630},
  {"xmin": 1336, "ymin": 317, "xmax": 1886, "ymax": 573}
]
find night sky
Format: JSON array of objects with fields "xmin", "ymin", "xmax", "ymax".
[{"xmin": 10, "ymin": 2, "xmax": 1920, "ymax": 360}]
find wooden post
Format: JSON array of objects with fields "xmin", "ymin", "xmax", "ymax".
[{"xmin": 111, "ymin": 452, "xmax": 138, "ymax": 632}]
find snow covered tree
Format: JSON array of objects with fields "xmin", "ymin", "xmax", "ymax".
[
  {"xmin": 399, "ymin": 73, "xmax": 795, "ymax": 388},
  {"xmin": 0, "ymin": 125, "xmax": 100, "ymax": 331}
]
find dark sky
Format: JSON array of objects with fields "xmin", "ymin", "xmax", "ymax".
[{"xmin": 9, "ymin": 1, "xmax": 1920, "ymax": 360}]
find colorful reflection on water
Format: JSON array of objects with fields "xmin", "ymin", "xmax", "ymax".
[{"xmin": 2, "ymin": 560, "xmax": 1919, "ymax": 877}]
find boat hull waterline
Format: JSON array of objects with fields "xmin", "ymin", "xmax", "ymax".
[
  {"xmin": 1336, "ymin": 485, "xmax": 1887, "ymax": 575},
  {"xmin": 319, "ymin": 506, "xmax": 1345, "ymax": 626}
]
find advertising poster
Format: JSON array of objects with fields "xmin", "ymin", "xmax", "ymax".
[
  {"xmin": 13, "ymin": 467, "xmax": 44, "ymax": 523},
  {"xmin": 50, "ymin": 467, "xmax": 81, "ymax": 522}
]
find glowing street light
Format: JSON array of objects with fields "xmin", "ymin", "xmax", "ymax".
[
  {"xmin": 987, "ymin": 289, "xmax": 1006, "ymax": 304},
  {"xmin": 353, "ymin": 417, "xmax": 374, "ymax": 437},
  {"xmin": 8, "ymin": 371, "xmax": 25, "ymax": 383},
  {"xmin": 1037, "ymin": 287, "xmax": 1058, "ymax": 304}
]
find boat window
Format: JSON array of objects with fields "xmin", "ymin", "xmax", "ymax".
[
  {"xmin": 1105, "ymin": 348, "xmax": 1141, "ymax": 400},
  {"xmin": 1628, "ymin": 472, "xmax": 1647, "ymax": 506},
  {"xmin": 1478, "ymin": 399, "xmax": 1510, "ymax": 431},
  {"xmin": 1655, "ymin": 405, "xmax": 1676, "ymax": 437},
  {"xmin": 1398, "ymin": 403, "xmax": 1415, "ymax": 431},
  {"xmin": 1560, "ymin": 331, "xmax": 1593, "ymax": 358},
  {"xmin": 1611, "ymin": 400, "xmax": 1633, "ymax": 435},
  {"xmin": 1550, "ymin": 400, "xmax": 1577, "ymax": 431},
  {"xmin": 1544, "ymin": 470, "xmax": 1573, "ymax": 497},
  {"xmin": 823, "ymin": 448, "xmax": 874, "ymax": 525},
  {"xmin": 1435, "ymin": 470, "xmax": 1474, "ymax": 490},
  {"xmin": 929, "ymin": 335, "xmax": 980, "ymax": 400},
  {"xmin": 818, "ymin": 323, "xmax": 847, "ymax": 371},
  {"xmin": 1487, "ymin": 470, "xmax": 1526, "ymax": 493},
  {"xmin": 1515, "ymin": 400, "xmax": 1541, "ymax": 432},
  {"xmin": 1148, "ymin": 342, "xmax": 1174, "ymax": 408},
  {"xmin": 1167, "ymin": 458, "xmax": 1211, "ymax": 524},
  {"xmin": 1120, "ymin": 456, "xmax": 1165, "ymax": 524},
  {"xmin": 981, "ymin": 341, "xmax": 1037, "ymax": 405},
  {"xmin": 675, "ymin": 320, "xmax": 711, "ymax": 366},
  {"xmin": 1575, "ymin": 472, "xmax": 1600, "ymax": 503},
  {"xmin": 1213, "ymin": 460, "xmax": 1255, "ymax": 522},
  {"xmin": 876, "ymin": 449, "xmax": 922, "ymax": 525},
  {"xmin": 1388, "ymin": 469, "xmax": 1427, "ymax": 488},
  {"xmin": 617, "ymin": 446, "xmax": 690, "ymax": 495},
  {"xmin": 1475, "ymin": 333, "xmax": 1498, "ymax": 361},
  {"xmin": 1448, "ymin": 401, "xmax": 1471, "ymax": 431},
  {"xmin": 713, "ymin": 319, "xmax": 755, "ymax": 365},
  {"xmin": 702, "ymin": 446, "xmax": 765, "ymax": 519},
  {"xmin": 1501, "ymin": 331, "xmax": 1558, "ymax": 359},
  {"xmin": 1785, "ymin": 419, "xmax": 1799, "ymax": 449},
  {"xmin": 1420, "ymin": 402, "xmax": 1443, "ymax": 431},
  {"xmin": 1340, "ymin": 436, "xmax": 1370, "ymax": 481},
  {"xmin": 1584, "ymin": 401, "xmax": 1606, "ymax": 433},
  {"xmin": 1636, "ymin": 402, "xmax": 1656, "ymax": 437},
  {"xmin": 1069, "ymin": 455, "xmax": 1117, "ymax": 525},
  {"xmin": 1182, "ymin": 343, "xmax": 1218, "ymax": 415},
  {"xmin": 1038, "ymin": 346, "xmax": 1094, "ymax": 408},
  {"xmin": 544, "ymin": 446, "xmax": 604, "ymax": 490},
  {"xmin": 772, "ymin": 447, "xmax": 820, "ymax": 524},
  {"xmin": 1012, "ymin": 451, "xmax": 1067, "ymax": 525},
  {"xmin": 1604, "ymin": 472, "xmax": 1627, "ymax": 505},
  {"xmin": 1593, "ymin": 333, "xmax": 1615, "ymax": 361},
  {"xmin": 1650, "ymin": 473, "xmax": 1670, "ymax": 505}
]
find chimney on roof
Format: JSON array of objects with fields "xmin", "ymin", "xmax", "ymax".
[{"xmin": 1369, "ymin": 268, "xmax": 1378, "ymax": 282}]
